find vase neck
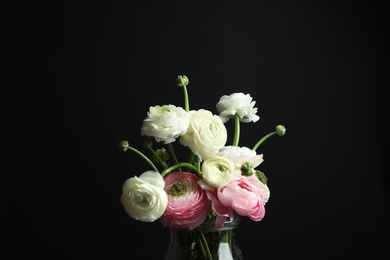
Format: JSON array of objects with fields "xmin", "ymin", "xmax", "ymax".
[
  {"xmin": 196, "ymin": 216, "xmax": 241, "ymax": 232},
  {"xmin": 164, "ymin": 216, "xmax": 244, "ymax": 260}
]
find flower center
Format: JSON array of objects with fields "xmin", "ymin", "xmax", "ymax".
[
  {"xmin": 168, "ymin": 180, "xmax": 189, "ymax": 196},
  {"xmin": 216, "ymin": 163, "xmax": 228, "ymax": 173},
  {"xmin": 136, "ymin": 194, "xmax": 149, "ymax": 205}
]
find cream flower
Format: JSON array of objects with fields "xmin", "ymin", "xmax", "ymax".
[
  {"xmin": 201, "ymin": 155, "xmax": 236, "ymax": 188},
  {"xmin": 216, "ymin": 92, "xmax": 260, "ymax": 123},
  {"xmin": 120, "ymin": 171, "xmax": 168, "ymax": 222},
  {"xmin": 179, "ymin": 109, "xmax": 227, "ymax": 160},
  {"xmin": 141, "ymin": 104, "xmax": 190, "ymax": 144}
]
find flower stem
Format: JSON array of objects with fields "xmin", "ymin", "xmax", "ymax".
[
  {"xmin": 252, "ymin": 125, "xmax": 286, "ymax": 151},
  {"xmin": 194, "ymin": 155, "xmax": 201, "ymax": 174},
  {"xmin": 195, "ymin": 232, "xmax": 207, "ymax": 259},
  {"xmin": 198, "ymin": 231, "xmax": 213, "ymax": 260},
  {"xmin": 182, "ymin": 85, "xmax": 190, "ymax": 112},
  {"xmin": 251, "ymin": 131, "xmax": 277, "ymax": 151},
  {"xmin": 177, "ymin": 75, "xmax": 190, "ymax": 111},
  {"xmin": 167, "ymin": 143, "xmax": 180, "ymax": 168},
  {"xmin": 160, "ymin": 163, "xmax": 200, "ymax": 177},
  {"xmin": 126, "ymin": 146, "xmax": 159, "ymax": 172},
  {"xmin": 232, "ymin": 114, "xmax": 240, "ymax": 146},
  {"xmin": 188, "ymin": 152, "xmax": 195, "ymax": 165}
]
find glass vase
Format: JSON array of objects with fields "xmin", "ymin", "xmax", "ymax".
[{"xmin": 163, "ymin": 216, "xmax": 244, "ymax": 260}]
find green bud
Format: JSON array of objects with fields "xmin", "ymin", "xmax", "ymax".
[
  {"xmin": 152, "ymin": 148, "xmax": 170, "ymax": 163},
  {"xmin": 241, "ymin": 162, "xmax": 255, "ymax": 176},
  {"xmin": 255, "ymin": 170, "xmax": 268, "ymax": 185},
  {"xmin": 276, "ymin": 125, "xmax": 286, "ymax": 136},
  {"xmin": 194, "ymin": 155, "xmax": 202, "ymax": 164},
  {"xmin": 143, "ymin": 139, "xmax": 153, "ymax": 149},
  {"xmin": 118, "ymin": 140, "xmax": 129, "ymax": 152},
  {"xmin": 176, "ymin": 75, "xmax": 189, "ymax": 87}
]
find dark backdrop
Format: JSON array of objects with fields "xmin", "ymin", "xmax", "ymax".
[{"xmin": 2, "ymin": 1, "xmax": 389, "ymax": 259}]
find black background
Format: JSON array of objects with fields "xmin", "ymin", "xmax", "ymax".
[{"xmin": 2, "ymin": 1, "xmax": 389, "ymax": 259}]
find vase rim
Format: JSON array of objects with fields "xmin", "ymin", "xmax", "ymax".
[{"xmin": 197, "ymin": 215, "xmax": 241, "ymax": 231}]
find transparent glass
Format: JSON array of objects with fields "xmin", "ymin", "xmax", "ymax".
[{"xmin": 163, "ymin": 216, "xmax": 244, "ymax": 260}]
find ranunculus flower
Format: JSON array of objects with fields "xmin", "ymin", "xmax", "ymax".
[
  {"xmin": 199, "ymin": 175, "xmax": 270, "ymax": 228},
  {"xmin": 141, "ymin": 104, "xmax": 190, "ymax": 144},
  {"xmin": 160, "ymin": 172, "xmax": 211, "ymax": 230},
  {"xmin": 179, "ymin": 109, "xmax": 227, "ymax": 160},
  {"xmin": 218, "ymin": 146, "xmax": 264, "ymax": 175},
  {"xmin": 198, "ymin": 185, "xmax": 233, "ymax": 229},
  {"xmin": 216, "ymin": 92, "xmax": 260, "ymax": 123},
  {"xmin": 120, "ymin": 171, "xmax": 168, "ymax": 222},
  {"xmin": 241, "ymin": 175, "xmax": 270, "ymax": 204},
  {"xmin": 201, "ymin": 155, "xmax": 237, "ymax": 188},
  {"xmin": 217, "ymin": 175, "xmax": 270, "ymax": 221}
]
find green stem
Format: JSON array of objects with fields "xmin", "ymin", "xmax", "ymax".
[
  {"xmin": 167, "ymin": 143, "xmax": 180, "ymax": 166},
  {"xmin": 232, "ymin": 114, "xmax": 240, "ymax": 146},
  {"xmin": 188, "ymin": 152, "xmax": 195, "ymax": 165},
  {"xmin": 252, "ymin": 131, "xmax": 277, "ymax": 151},
  {"xmin": 199, "ymin": 231, "xmax": 213, "ymax": 260},
  {"xmin": 195, "ymin": 232, "xmax": 207, "ymax": 259},
  {"xmin": 127, "ymin": 146, "xmax": 159, "ymax": 172},
  {"xmin": 160, "ymin": 162, "xmax": 200, "ymax": 177},
  {"xmin": 182, "ymin": 85, "xmax": 189, "ymax": 112},
  {"xmin": 194, "ymin": 156, "xmax": 201, "ymax": 174}
]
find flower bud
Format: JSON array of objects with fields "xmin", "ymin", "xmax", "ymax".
[
  {"xmin": 255, "ymin": 170, "xmax": 268, "ymax": 185},
  {"xmin": 118, "ymin": 140, "xmax": 129, "ymax": 152},
  {"xmin": 194, "ymin": 155, "xmax": 202, "ymax": 164},
  {"xmin": 241, "ymin": 162, "xmax": 255, "ymax": 176},
  {"xmin": 176, "ymin": 75, "xmax": 189, "ymax": 87},
  {"xmin": 276, "ymin": 125, "xmax": 286, "ymax": 136},
  {"xmin": 143, "ymin": 139, "xmax": 153, "ymax": 149},
  {"xmin": 152, "ymin": 148, "xmax": 170, "ymax": 163}
]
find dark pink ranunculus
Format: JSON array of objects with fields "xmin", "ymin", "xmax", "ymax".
[
  {"xmin": 217, "ymin": 176, "xmax": 269, "ymax": 222},
  {"xmin": 160, "ymin": 172, "xmax": 211, "ymax": 230}
]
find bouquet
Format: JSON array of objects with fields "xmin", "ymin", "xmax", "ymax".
[{"xmin": 118, "ymin": 75, "xmax": 286, "ymax": 258}]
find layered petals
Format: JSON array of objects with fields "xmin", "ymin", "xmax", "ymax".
[
  {"xmin": 218, "ymin": 176, "xmax": 269, "ymax": 221},
  {"xmin": 160, "ymin": 172, "xmax": 211, "ymax": 230},
  {"xmin": 120, "ymin": 171, "xmax": 168, "ymax": 222},
  {"xmin": 216, "ymin": 93, "xmax": 260, "ymax": 123},
  {"xmin": 179, "ymin": 109, "xmax": 227, "ymax": 160},
  {"xmin": 141, "ymin": 104, "xmax": 190, "ymax": 144}
]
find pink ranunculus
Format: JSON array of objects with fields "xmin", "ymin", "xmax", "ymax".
[
  {"xmin": 198, "ymin": 179, "xmax": 234, "ymax": 229},
  {"xmin": 242, "ymin": 175, "xmax": 270, "ymax": 204},
  {"xmin": 205, "ymin": 188, "xmax": 234, "ymax": 228},
  {"xmin": 217, "ymin": 176, "xmax": 269, "ymax": 222},
  {"xmin": 160, "ymin": 172, "xmax": 211, "ymax": 230}
]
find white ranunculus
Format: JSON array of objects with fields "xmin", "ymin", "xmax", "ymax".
[
  {"xmin": 218, "ymin": 146, "xmax": 264, "ymax": 169},
  {"xmin": 140, "ymin": 104, "xmax": 190, "ymax": 144},
  {"xmin": 216, "ymin": 92, "xmax": 260, "ymax": 123},
  {"xmin": 179, "ymin": 109, "xmax": 227, "ymax": 160},
  {"xmin": 201, "ymin": 155, "xmax": 236, "ymax": 188},
  {"xmin": 120, "ymin": 171, "xmax": 168, "ymax": 222}
]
